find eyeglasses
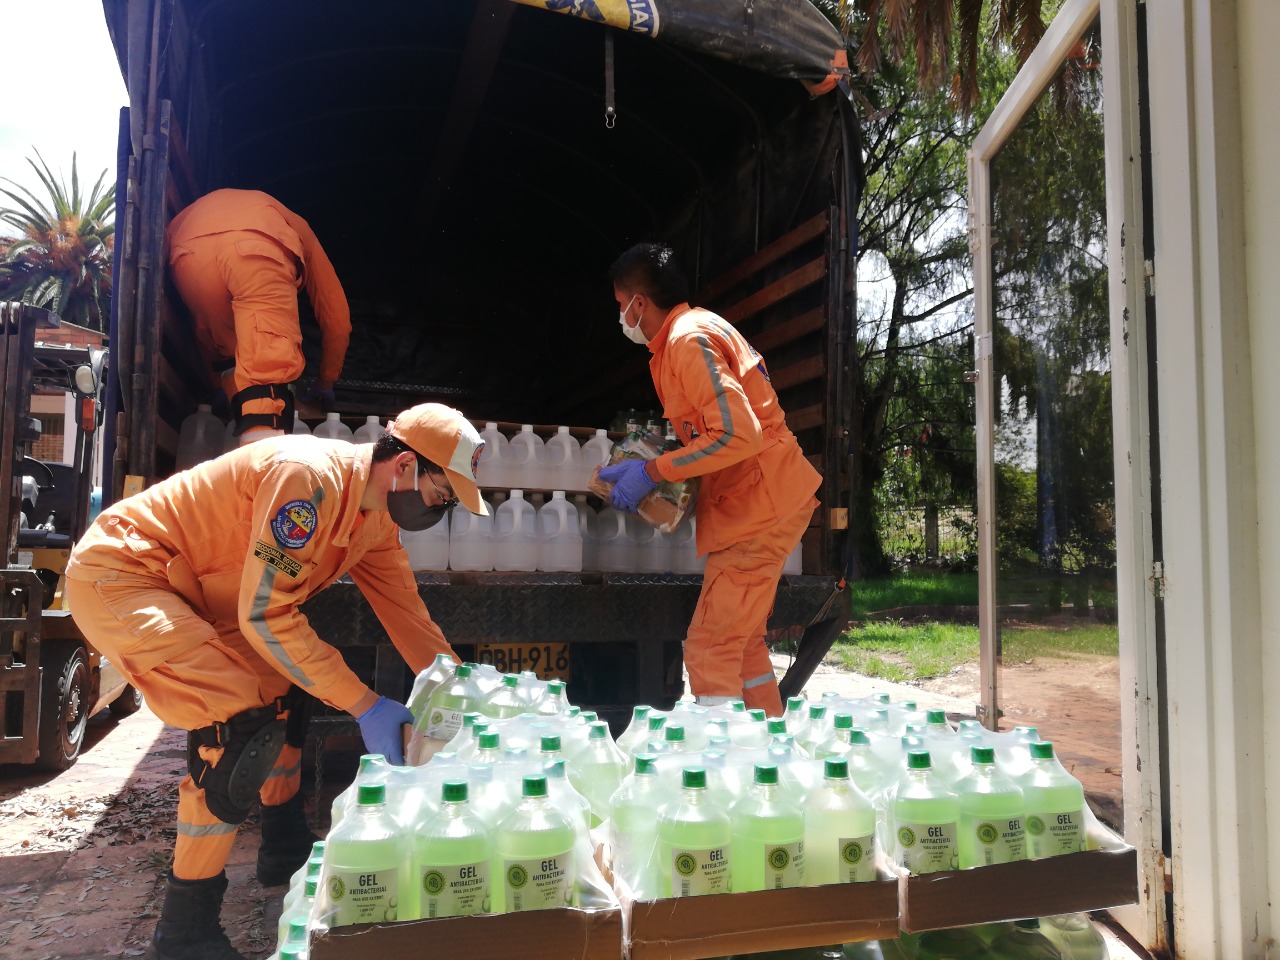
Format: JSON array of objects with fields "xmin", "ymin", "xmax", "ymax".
[{"xmin": 425, "ymin": 471, "xmax": 459, "ymax": 511}]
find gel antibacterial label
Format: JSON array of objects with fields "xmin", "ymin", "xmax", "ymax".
[
  {"xmin": 504, "ymin": 856, "xmax": 572, "ymax": 912},
  {"xmin": 328, "ymin": 869, "xmax": 399, "ymax": 925},
  {"xmin": 670, "ymin": 846, "xmax": 729, "ymax": 897},
  {"xmin": 895, "ymin": 821, "xmax": 958, "ymax": 875},
  {"xmin": 1026, "ymin": 809, "xmax": 1082, "ymax": 857},
  {"xmin": 421, "ymin": 861, "xmax": 490, "ymax": 918}
]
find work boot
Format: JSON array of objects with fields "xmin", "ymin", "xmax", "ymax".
[
  {"xmin": 147, "ymin": 872, "xmax": 245, "ymax": 960},
  {"xmin": 256, "ymin": 792, "xmax": 320, "ymax": 886}
]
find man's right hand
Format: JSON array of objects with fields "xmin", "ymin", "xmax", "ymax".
[
  {"xmin": 298, "ymin": 382, "xmax": 337, "ymax": 413},
  {"xmin": 355, "ymin": 696, "xmax": 413, "ymax": 765}
]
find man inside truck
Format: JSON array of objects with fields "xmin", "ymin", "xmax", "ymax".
[
  {"xmin": 167, "ymin": 188, "xmax": 352, "ymax": 445},
  {"xmin": 601, "ymin": 243, "xmax": 822, "ymax": 718},
  {"xmin": 64, "ymin": 403, "xmax": 488, "ymax": 960}
]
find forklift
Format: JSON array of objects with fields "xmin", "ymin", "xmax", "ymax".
[{"xmin": 0, "ymin": 302, "xmax": 140, "ymax": 771}]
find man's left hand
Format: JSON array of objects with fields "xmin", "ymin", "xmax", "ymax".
[{"xmin": 598, "ymin": 459, "xmax": 659, "ymax": 513}]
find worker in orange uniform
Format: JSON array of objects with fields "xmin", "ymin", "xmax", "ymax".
[
  {"xmin": 167, "ymin": 188, "xmax": 352, "ymax": 443},
  {"xmin": 600, "ymin": 243, "xmax": 821, "ymax": 717},
  {"xmin": 65, "ymin": 404, "xmax": 488, "ymax": 960}
]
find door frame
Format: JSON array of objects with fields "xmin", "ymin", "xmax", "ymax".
[{"xmin": 967, "ymin": 0, "xmax": 1168, "ymax": 950}]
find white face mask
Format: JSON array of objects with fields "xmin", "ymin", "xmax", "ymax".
[{"xmin": 619, "ymin": 294, "xmax": 649, "ymax": 345}]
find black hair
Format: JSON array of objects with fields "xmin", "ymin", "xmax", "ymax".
[
  {"xmin": 608, "ymin": 242, "xmax": 691, "ymax": 310},
  {"xmin": 371, "ymin": 433, "xmax": 442, "ymax": 476}
]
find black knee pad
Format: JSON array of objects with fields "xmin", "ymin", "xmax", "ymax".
[
  {"xmin": 187, "ymin": 703, "xmax": 288, "ymax": 824},
  {"xmin": 231, "ymin": 383, "xmax": 295, "ymax": 435}
]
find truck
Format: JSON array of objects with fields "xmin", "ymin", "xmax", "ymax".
[
  {"xmin": 99, "ymin": 0, "xmax": 863, "ymax": 729},
  {"xmin": 0, "ymin": 302, "xmax": 141, "ymax": 771}
]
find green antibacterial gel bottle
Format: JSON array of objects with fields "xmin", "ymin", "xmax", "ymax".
[
  {"xmin": 956, "ymin": 746, "xmax": 1026, "ymax": 868},
  {"xmin": 1023, "ymin": 741, "xmax": 1085, "ymax": 858},
  {"xmin": 730, "ymin": 764, "xmax": 805, "ymax": 892},
  {"xmin": 891, "ymin": 750, "xmax": 959, "ymax": 875},
  {"xmin": 494, "ymin": 774, "xmax": 577, "ymax": 913},
  {"xmin": 323, "ymin": 783, "xmax": 405, "ymax": 927},
  {"xmin": 658, "ymin": 767, "xmax": 731, "ymax": 897},
  {"xmin": 412, "ymin": 780, "xmax": 493, "ymax": 919},
  {"xmin": 805, "ymin": 758, "xmax": 878, "ymax": 885}
]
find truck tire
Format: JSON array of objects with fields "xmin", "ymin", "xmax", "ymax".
[
  {"xmin": 35, "ymin": 641, "xmax": 91, "ymax": 772},
  {"xmin": 109, "ymin": 684, "xmax": 144, "ymax": 718}
]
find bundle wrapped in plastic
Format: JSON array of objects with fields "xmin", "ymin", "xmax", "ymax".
[{"xmin": 587, "ymin": 427, "xmax": 698, "ymax": 534}]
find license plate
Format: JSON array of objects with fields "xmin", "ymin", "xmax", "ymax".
[{"xmin": 475, "ymin": 642, "xmax": 571, "ymax": 681}]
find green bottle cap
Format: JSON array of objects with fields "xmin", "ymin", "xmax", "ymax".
[
  {"xmin": 787, "ymin": 697, "xmax": 806, "ymax": 712},
  {"xmin": 304, "ymin": 877, "xmax": 319, "ymax": 897},
  {"xmin": 280, "ymin": 946, "xmax": 305, "ymax": 959},
  {"xmin": 767, "ymin": 719, "xmax": 788, "ymax": 735},
  {"xmin": 436, "ymin": 653, "xmax": 453, "ymax": 663},
  {"xmin": 456, "ymin": 664, "xmax": 472, "ymax": 678},
  {"xmin": 478, "ymin": 732, "xmax": 500, "ymax": 750},
  {"xmin": 310, "ymin": 840, "xmax": 326, "ymax": 858},
  {"xmin": 971, "ymin": 746, "xmax": 995, "ymax": 764},
  {"xmin": 635, "ymin": 754, "xmax": 658, "ymax": 774},
  {"xmin": 503, "ymin": 674, "xmax": 518, "ymax": 688},
  {"xmin": 748, "ymin": 709, "xmax": 767, "ymax": 722},
  {"xmin": 648, "ymin": 715, "xmax": 667, "ymax": 731},
  {"xmin": 442, "ymin": 780, "xmax": 468, "ymax": 803},
  {"xmin": 548, "ymin": 680, "xmax": 566, "ymax": 694},
  {"xmin": 849, "ymin": 729, "xmax": 871, "ymax": 746},
  {"xmin": 522, "ymin": 775, "xmax": 549, "ymax": 798},
  {"xmin": 1015, "ymin": 725, "xmax": 1038, "ymax": 737},
  {"xmin": 358, "ymin": 753, "xmax": 385, "ymax": 771},
  {"xmin": 906, "ymin": 750, "xmax": 933, "ymax": 770},
  {"xmin": 462, "ymin": 712, "xmax": 483, "ymax": 728},
  {"xmin": 730, "ymin": 700, "xmax": 747, "ymax": 712},
  {"xmin": 665, "ymin": 724, "xmax": 686, "ymax": 742},
  {"xmin": 834, "ymin": 713, "xmax": 854, "ymax": 729},
  {"xmin": 541, "ymin": 734, "xmax": 561, "ymax": 752},
  {"xmin": 306, "ymin": 857, "xmax": 324, "ymax": 879},
  {"xmin": 566, "ymin": 706, "xmax": 581, "ymax": 718},
  {"xmin": 357, "ymin": 783, "xmax": 386, "ymax": 805},
  {"xmin": 1030, "ymin": 740, "xmax": 1055, "ymax": 759},
  {"xmin": 287, "ymin": 917, "xmax": 308, "ymax": 941},
  {"xmin": 808, "ymin": 704, "xmax": 827, "ymax": 720},
  {"xmin": 754, "ymin": 763, "xmax": 780, "ymax": 785},
  {"xmin": 875, "ymin": 709, "xmax": 890, "ymax": 723},
  {"xmin": 927, "ymin": 709, "xmax": 947, "ymax": 724},
  {"xmin": 708, "ymin": 735, "xmax": 732, "ymax": 749},
  {"xmin": 903, "ymin": 701, "xmax": 917, "ymax": 711},
  {"xmin": 589, "ymin": 721, "xmax": 610, "ymax": 739},
  {"xmin": 905, "ymin": 723, "xmax": 927, "ymax": 735},
  {"xmin": 873, "ymin": 693, "xmax": 891, "ymax": 705},
  {"xmin": 633, "ymin": 705, "xmax": 651, "ymax": 721},
  {"xmin": 825, "ymin": 758, "xmax": 850, "ymax": 779},
  {"xmin": 682, "ymin": 767, "xmax": 707, "ymax": 789},
  {"xmin": 545, "ymin": 758, "xmax": 566, "ymax": 778},
  {"xmin": 581, "ymin": 711, "xmax": 599, "ymax": 722}
]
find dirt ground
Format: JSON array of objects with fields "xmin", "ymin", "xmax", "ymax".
[{"xmin": 0, "ymin": 654, "xmax": 1126, "ymax": 959}]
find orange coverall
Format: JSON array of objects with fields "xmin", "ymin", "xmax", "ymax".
[
  {"xmin": 167, "ymin": 189, "xmax": 351, "ymax": 425},
  {"xmin": 65, "ymin": 438, "xmax": 453, "ymax": 880},
  {"xmin": 647, "ymin": 304, "xmax": 822, "ymax": 715}
]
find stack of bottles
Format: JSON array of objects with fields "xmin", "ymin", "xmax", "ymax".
[{"xmin": 475, "ymin": 422, "xmax": 612, "ymax": 493}]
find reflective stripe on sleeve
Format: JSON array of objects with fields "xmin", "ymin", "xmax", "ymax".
[{"xmin": 672, "ymin": 334, "xmax": 735, "ymax": 469}]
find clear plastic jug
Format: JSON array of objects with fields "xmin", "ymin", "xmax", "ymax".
[
  {"xmin": 596, "ymin": 506, "xmax": 636, "ymax": 572},
  {"xmin": 543, "ymin": 427, "xmax": 583, "ymax": 492},
  {"xmin": 401, "ymin": 507, "xmax": 451, "ymax": 570},
  {"xmin": 784, "ymin": 540, "xmax": 803, "ymax": 576},
  {"xmin": 449, "ymin": 495, "xmax": 494, "ymax": 571},
  {"xmin": 477, "ymin": 422, "xmax": 511, "ymax": 488},
  {"xmin": 572, "ymin": 494, "xmax": 598, "ymax": 572},
  {"xmin": 580, "ymin": 428, "xmax": 612, "ymax": 490},
  {"xmin": 314, "ymin": 411, "xmax": 355, "ymax": 442},
  {"xmin": 507, "ymin": 425, "xmax": 546, "ymax": 490},
  {"xmin": 670, "ymin": 516, "xmax": 701, "ymax": 574},
  {"xmin": 493, "ymin": 490, "xmax": 538, "ymax": 572},
  {"xmin": 176, "ymin": 404, "xmax": 224, "ymax": 470},
  {"xmin": 293, "ymin": 415, "xmax": 311, "ymax": 436},
  {"xmin": 536, "ymin": 491, "xmax": 583, "ymax": 572},
  {"xmin": 354, "ymin": 415, "xmax": 384, "ymax": 444}
]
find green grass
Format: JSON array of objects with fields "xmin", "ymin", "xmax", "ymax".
[
  {"xmin": 1002, "ymin": 623, "xmax": 1119, "ymax": 659},
  {"xmin": 849, "ymin": 572, "xmax": 978, "ymax": 618}
]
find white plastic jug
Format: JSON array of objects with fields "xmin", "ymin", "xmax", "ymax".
[
  {"xmin": 401, "ymin": 509, "xmax": 451, "ymax": 571},
  {"xmin": 783, "ymin": 541, "xmax": 802, "ymax": 576},
  {"xmin": 670, "ymin": 517, "xmax": 700, "ymax": 574},
  {"xmin": 507, "ymin": 425, "xmax": 546, "ymax": 490},
  {"xmin": 293, "ymin": 416, "xmax": 311, "ymax": 436},
  {"xmin": 176, "ymin": 404, "xmax": 225, "ymax": 470},
  {"xmin": 626, "ymin": 514, "xmax": 657, "ymax": 567},
  {"xmin": 314, "ymin": 412, "xmax": 355, "ymax": 442},
  {"xmin": 580, "ymin": 429, "xmax": 612, "ymax": 489},
  {"xmin": 493, "ymin": 490, "xmax": 538, "ymax": 572},
  {"xmin": 572, "ymin": 494, "xmax": 598, "ymax": 572},
  {"xmin": 354, "ymin": 415, "xmax": 384, "ymax": 444},
  {"xmin": 638, "ymin": 525, "xmax": 672, "ymax": 574},
  {"xmin": 477, "ymin": 423, "xmax": 510, "ymax": 488},
  {"xmin": 223, "ymin": 418, "xmax": 239, "ymax": 453},
  {"xmin": 544, "ymin": 426, "xmax": 583, "ymax": 492},
  {"xmin": 449, "ymin": 495, "xmax": 494, "ymax": 571},
  {"xmin": 596, "ymin": 506, "xmax": 636, "ymax": 573},
  {"xmin": 536, "ymin": 491, "xmax": 583, "ymax": 572}
]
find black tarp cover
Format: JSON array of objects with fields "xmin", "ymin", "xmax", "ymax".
[{"xmin": 507, "ymin": 0, "xmax": 849, "ymax": 91}]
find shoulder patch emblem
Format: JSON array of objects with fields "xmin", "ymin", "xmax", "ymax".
[
  {"xmin": 254, "ymin": 541, "xmax": 303, "ymax": 578},
  {"xmin": 271, "ymin": 499, "xmax": 317, "ymax": 549}
]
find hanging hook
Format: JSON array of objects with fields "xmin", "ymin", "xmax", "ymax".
[{"xmin": 604, "ymin": 30, "xmax": 617, "ymax": 129}]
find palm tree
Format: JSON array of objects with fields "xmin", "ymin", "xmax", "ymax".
[{"xmin": 0, "ymin": 152, "xmax": 115, "ymax": 330}]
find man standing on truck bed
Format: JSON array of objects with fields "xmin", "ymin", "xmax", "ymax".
[
  {"xmin": 600, "ymin": 243, "xmax": 822, "ymax": 717},
  {"xmin": 64, "ymin": 404, "xmax": 488, "ymax": 960},
  {"xmin": 167, "ymin": 188, "xmax": 351, "ymax": 444}
]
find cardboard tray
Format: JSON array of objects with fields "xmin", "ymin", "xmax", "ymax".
[
  {"xmin": 896, "ymin": 815, "xmax": 1138, "ymax": 933},
  {"xmin": 618, "ymin": 872, "xmax": 900, "ymax": 960},
  {"xmin": 307, "ymin": 906, "xmax": 623, "ymax": 960}
]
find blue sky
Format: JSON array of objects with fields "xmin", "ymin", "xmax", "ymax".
[{"xmin": 0, "ymin": 0, "xmax": 127, "ymax": 212}]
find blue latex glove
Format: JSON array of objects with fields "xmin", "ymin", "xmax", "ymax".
[
  {"xmin": 298, "ymin": 383, "xmax": 337, "ymax": 412},
  {"xmin": 597, "ymin": 459, "xmax": 659, "ymax": 514},
  {"xmin": 355, "ymin": 696, "xmax": 413, "ymax": 765}
]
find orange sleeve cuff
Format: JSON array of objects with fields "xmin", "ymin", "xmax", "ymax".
[
  {"xmin": 653, "ymin": 454, "xmax": 682, "ymax": 483},
  {"xmin": 321, "ymin": 674, "xmax": 375, "ymax": 715}
]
